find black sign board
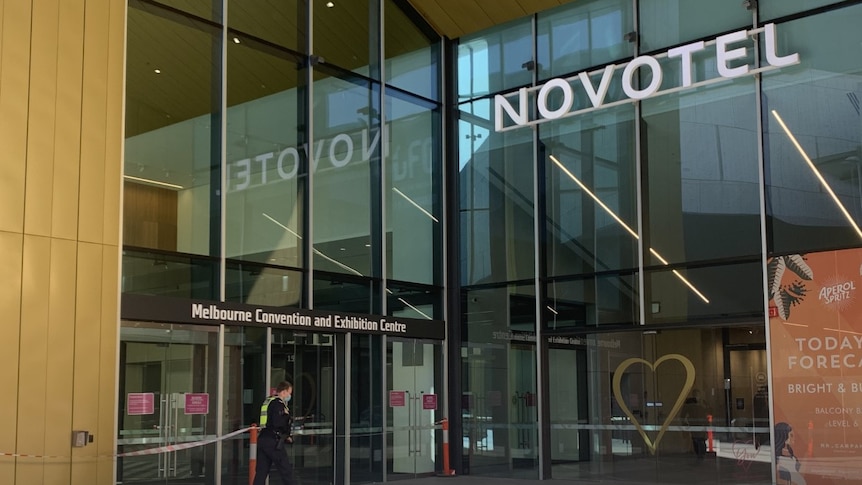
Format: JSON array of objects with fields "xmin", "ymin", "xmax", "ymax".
[{"xmin": 122, "ymin": 293, "xmax": 445, "ymax": 340}]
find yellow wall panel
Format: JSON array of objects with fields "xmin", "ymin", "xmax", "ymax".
[
  {"xmin": 0, "ymin": 1, "xmax": 32, "ymax": 234},
  {"xmin": 70, "ymin": 242, "xmax": 102, "ymax": 484},
  {"xmin": 103, "ymin": 0, "xmax": 125, "ymax": 248},
  {"xmin": 24, "ymin": 0, "xmax": 60, "ymax": 237},
  {"xmin": 98, "ymin": 245, "xmax": 119, "ymax": 483},
  {"xmin": 51, "ymin": 0, "xmax": 85, "ymax": 241},
  {"xmin": 0, "ymin": 231, "xmax": 22, "ymax": 484},
  {"xmin": 77, "ymin": 0, "xmax": 110, "ymax": 245},
  {"xmin": 17, "ymin": 235, "xmax": 51, "ymax": 468},
  {"xmin": 44, "ymin": 238, "xmax": 77, "ymax": 484}
]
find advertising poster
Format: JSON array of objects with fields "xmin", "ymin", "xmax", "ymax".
[{"xmin": 768, "ymin": 248, "xmax": 862, "ymax": 483}]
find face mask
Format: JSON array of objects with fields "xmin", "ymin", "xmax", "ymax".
[{"xmin": 286, "ymin": 395, "xmax": 292, "ymax": 402}]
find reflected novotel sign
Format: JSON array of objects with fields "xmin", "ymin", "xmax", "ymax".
[{"xmin": 494, "ymin": 24, "xmax": 799, "ymax": 132}]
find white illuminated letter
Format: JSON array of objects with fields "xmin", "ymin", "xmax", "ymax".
[
  {"xmin": 277, "ymin": 148, "xmax": 300, "ymax": 180},
  {"xmin": 234, "ymin": 159, "xmax": 251, "ymax": 190},
  {"xmin": 716, "ymin": 29, "xmax": 750, "ymax": 78},
  {"xmin": 538, "ymin": 78, "xmax": 574, "ymax": 120},
  {"xmin": 667, "ymin": 41, "xmax": 705, "ymax": 87},
  {"xmin": 494, "ymin": 88, "xmax": 528, "ymax": 131},
  {"xmin": 329, "ymin": 133, "xmax": 354, "ymax": 168},
  {"xmin": 255, "ymin": 152, "xmax": 274, "ymax": 184},
  {"xmin": 764, "ymin": 23, "xmax": 799, "ymax": 67},
  {"xmin": 622, "ymin": 56, "xmax": 663, "ymax": 100},
  {"xmin": 578, "ymin": 65, "xmax": 615, "ymax": 108}
]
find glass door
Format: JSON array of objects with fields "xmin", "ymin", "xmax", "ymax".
[
  {"xmin": 117, "ymin": 321, "xmax": 219, "ymax": 484},
  {"xmin": 386, "ymin": 338, "xmax": 442, "ymax": 479}
]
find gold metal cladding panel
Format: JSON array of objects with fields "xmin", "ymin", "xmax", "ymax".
[
  {"xmin": 18, "ymin": 235, "xmax": 52, "ymax": 463},
  {"xmin": 52, "ymin": 0, "xmax": 86, "ymax": 241},
  {"xmin": 71, "ymin": 242, "xmax": 103, "ymax": 484},
  {"xmin": 98, "ymin": 245, "xmax": 119, "ymax": 483},
  {"xmin": 103, "ymin": 0, "xmax": 125, "ymax": 248},
  {"xmin": 24, "ymin": 0, "xmax": 61, "ymax": 238},
  {"xmin": 45, "ymin": 238, "xmax": 77, "ymax": 483},
  {"xmin": 0, "ymin": 1, "xmax": 32, "ymax": 234},
  {"xmin": 77, "ymin": 0, "xmax": 111, "ymax": 245},
  {"xmin": 0, "ymin": 231, "xmax": 23, "ymax": 483}
]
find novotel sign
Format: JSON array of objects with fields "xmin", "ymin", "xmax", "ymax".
[{"xmin": 494, "ymin": 23, "xmax": 799, "ymax": 132}]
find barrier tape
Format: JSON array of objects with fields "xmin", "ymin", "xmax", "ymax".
[{"xmin": 0, "ymin": 426, "xmax": 253, "ymax": 461}]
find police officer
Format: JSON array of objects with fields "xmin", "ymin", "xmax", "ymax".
[{"xmin": 254, "ymin": 381, "xmax": 296, "ymax": 485}]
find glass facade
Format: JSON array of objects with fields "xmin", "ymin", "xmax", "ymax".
[
  {"xmin": 119, "ymin": 1, "xmax": 862, "ymax": 485},
  {"xmin": 121, "ymin": 1, "xmax": 442, "ymax": 484},
  {"xmin": 457, "ymin": 1, "xmax": 862, "ymax": 484}
]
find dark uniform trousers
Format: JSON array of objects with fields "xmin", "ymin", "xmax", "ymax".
[{"xmin": 253, "ymin": 432, "xmax": 296, "ymax": 485}]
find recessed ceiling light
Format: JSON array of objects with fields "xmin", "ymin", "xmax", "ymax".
[
  {"xmin": 232, "ymin": 37, "xmax": 241, "ymax": 44},
  {"xmin": 154, "ymin": 68, "xmax": 161, "ymax": 74},
  {"xmin": 326, "ymin": 1, "xmax": 334, "ymax": 7}
]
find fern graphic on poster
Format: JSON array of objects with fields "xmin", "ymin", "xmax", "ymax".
[{"xmin": 767, "ymin": 254, "xmax": 813, "ymax": 320}]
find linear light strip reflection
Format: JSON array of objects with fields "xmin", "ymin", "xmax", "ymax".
[
  {"xmin": 384, "ymin": 288, "xmax": 432, "ymax": 320},
  {"xmin": 771, "ymin": 110, "xmax": 862, "ymax": 240},
  {"xmin": 123, "ymin": 174, "xmax": 183, "ymax": 190},
  {"xmin": 549, "ymin": 155, "xmax": 710, "ymax": 304},
  {"xmin": 262, "ymin": 212, "xmax": 363, "ymax": 276},
  {"xmin": 392, "ymin": 187, "xmax": 438, "ymax": 222}
]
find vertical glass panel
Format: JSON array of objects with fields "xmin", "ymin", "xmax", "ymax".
[
  {"xmin": 226, "ymin": 38, "xmax": 306, "ymax": 268},
  {"xmin": 271, "ymin": 330, "xmax": 336, "ymax": 485},
  {"xmin": 760, "ymin": 0, "xmax": 844, "ymax": 20},
  {"xmin": 457, "ymin": 19, "xmax": 533, "ymax": 101},
  {"xmin": 122, "ymin": 249, "xmax": 218, "ymax": 299},
  {"xmin": 459, "ymin": 100, "xmax": 535, "ymax": 286},
  {"xmin": 384, "ymin": 0, "xmax": 439, "ymax": 101},
  {"xmin": 312, "ymin": 73, "xmax": 377, "ymax": 277},
  {"xmin": 125, "ymin": 5, "xmax": 221, "ymax": 257},
  {"xmin": 546, "ymin": 273, "xmax": 639, "ymax": 328},
  {"xmin": 461, "ymin": 284, "xmax": 538, "ymax": 478},
  {"xmin": 386, "ymin": 283, "xmax": 442, "ymax": 321},
  {"xmin": 148, "ymin": 0, "xmax": 220, "ymax": 22},
  {"xmin": 643, "ymin": 79, "xmax": 761, "ymax": 266},
  {"xmin": 542, "ymin": 105, "xmax": 638, "ymax": 277},
  {"xmin": 313, "ymin": 273, "xmax": 376, "ymax": 314},
  {"xmin": 222, "ymin": 325, "xmax": 267, "ymax": 484},
  {"xmin": 228, "ymin": 0, "xmax": 306, "ymax": 52},
  {"xmin": 314, "ymin": 0, "xmax": 377, "ymax": 76},
  {"xmin": 554, "ymin": 327, "xmax": 771, "ymax": 484},
  {"xmin": 536, "ymin": 0, "xmax": 634, "ymax": 80},
  {"xmin": 225, "ymin": 262, "xmax": 303, "ymax": 307},
  {"xmin": 351, "ymin": 334, "xmax": 384, "ymax": 484},
  {"xmin": 639, "ymin": 0, "xmax": 751, "ymax": 53},
  {"xmin": 762, "ymin": 5, "xmax": 862, "ymax": 255},
  {"xmin": 548, "ymin": 347, "xmax": 588, "ymax": 473},
  {"xmin": 386, "ymin": 95, "xmax": 440, "ymax": 285},
  {"xmin": 117, "ymin": 322, "xmax": 220, "ymax": 483},
  {"xmin": 645, "ymin": 260, "xmax": 763, "ymax": 324}
]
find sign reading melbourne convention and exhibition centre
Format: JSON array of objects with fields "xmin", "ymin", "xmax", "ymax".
[
  {"xmin": 122, "ymin": 293, "xmax": 444, "ymax": 339},
  {"xmin": 494, "ymin": 23, "xmax": 799, "ymax": 131}
]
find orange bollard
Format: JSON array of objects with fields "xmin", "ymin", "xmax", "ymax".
[
  {"xmin": 706, "ymin": 415, "xmax": 714, "ymax": 453},
  {"xmin": 439, "ymin": 418, "xmax": 455, "ymax": 476},
  {"xmin": 249, "ymin": 424, "xmax": 258, "ymax": 485}
]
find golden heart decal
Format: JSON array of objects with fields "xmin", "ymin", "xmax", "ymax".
[{"xmin": 612, "ymin": 354, "xmax": 695, "ymax": 455}]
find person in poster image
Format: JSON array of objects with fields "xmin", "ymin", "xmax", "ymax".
[{"xmin": 775, "ymin": 422, "xmax": 806, "ymax": 485}]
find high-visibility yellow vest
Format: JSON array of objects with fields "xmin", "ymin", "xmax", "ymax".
[{"xmin": 259, "ymin": 396, "xmax": 282, "ymax": 428}]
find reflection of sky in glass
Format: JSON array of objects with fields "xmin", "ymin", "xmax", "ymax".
[
  {"xmin": 458, "ymin": 40, "xmax": 489, "ymax": 97},
  {"xmin": 326, "ymin": 84, "xmax": 371, "ymax": 129}
]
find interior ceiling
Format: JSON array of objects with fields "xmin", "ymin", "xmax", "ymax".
[{"xmin": 408, "ymin": 0, "xmax": 576, "ymax": 39}]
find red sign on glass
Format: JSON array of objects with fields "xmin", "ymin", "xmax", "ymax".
[
  {"xmin": 422, "ymin": 394, "xmax": 437, "ymax": 410},
  {"xmin": 184, "ymin": 393, "xmax": 210, "ymax": 415},
  {"xmin": 389, "ymin": 390, "xmax": 406, "ymax": 407},
  {"xmin": 127, "ymin": 393, "xmax": 155, "ymax": 416}
]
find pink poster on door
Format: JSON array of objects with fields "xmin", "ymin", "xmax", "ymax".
[
  {"xmin": 389, "ymin": 390, "xmax": 406, "ymax": 407},
  {"xmin": 422, "ymin": 394, "xmax": 437, "ymax": 410},
  {"xmin": 184, "ymin": 393, "xmax": 209, "ymax": 415},
  {"xmin": 127, "ymin": 393, "xmax": 154, "ymax": 415}
]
